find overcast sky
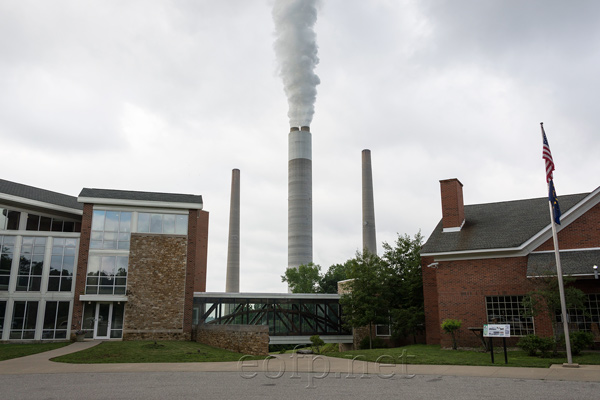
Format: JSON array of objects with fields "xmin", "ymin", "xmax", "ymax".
[{"xmin": 2, "ymin": 0, "xmax": 599, "ymax": 293}]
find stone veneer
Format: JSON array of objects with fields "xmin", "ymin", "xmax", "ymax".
[
  {"xmin": 123, "ymin": 233, "xmax": 188, "ymax": 340},
  {"xmin": 195, "ymin": 324, "xmax": 269, "ymax": 356}
]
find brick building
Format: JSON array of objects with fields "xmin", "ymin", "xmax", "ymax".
[
  {"xmin": 421, "ymin": 178, "xmax": 600, "ymax": 348},
  {"xmin": 0, "ymin": 179, "xmax": 208, "ymax": 342}
]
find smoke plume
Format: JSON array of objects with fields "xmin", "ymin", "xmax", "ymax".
[{"xmin": 272, "ymin": 0, "xmax": 321, "ymax": 127}]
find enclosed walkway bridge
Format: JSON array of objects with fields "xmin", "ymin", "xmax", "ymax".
[{"xmin": 193, "ymin": 292, "xmax": 352, "ymax": 345}]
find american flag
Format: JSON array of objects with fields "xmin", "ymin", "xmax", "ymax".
[{"xmin": 541, "ymin": 123, "xmax": 555, "ymax": 183}]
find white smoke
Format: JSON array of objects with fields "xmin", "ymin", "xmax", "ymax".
[{"xmin": 272, "ymin": 0, "xmax": 321, "ymax": 127}]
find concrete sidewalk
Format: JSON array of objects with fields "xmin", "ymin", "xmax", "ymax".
[{"xmin": 1, "ymin": 341, "xmax": 599, "ymax": 382}]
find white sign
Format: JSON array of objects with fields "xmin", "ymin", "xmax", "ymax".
[{"xmin": 483, "ymin": 324, "xmax": 510, "ymax": 337}]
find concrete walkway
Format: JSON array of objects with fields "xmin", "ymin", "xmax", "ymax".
[{"xmin": 1, "ymin": 341, "xmax": 599, "ymax": 382}]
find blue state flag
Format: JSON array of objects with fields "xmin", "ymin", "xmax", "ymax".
[{"xmin": 548, "ymin": 179, "xmax": 561, "ymax": 225}]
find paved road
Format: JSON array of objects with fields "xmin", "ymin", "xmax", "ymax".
[
  {"xmin": 1, "ymin": 371, "xmax": 599, "ymax": 400},
  {"xmin": 1, "ymin": 341, "xmax": 599, "ymax": 399}
]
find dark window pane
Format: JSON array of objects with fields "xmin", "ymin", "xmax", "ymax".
[
  {"xmin": 39, "ymin": 216, "xmax": 52, "ymax": 231},
  {"xmin": 29, "ymin": 277, "xmax": 41, "ymax": 291},
  {"xmin": 6, "ymin": 210, "xmax": 20, "ymax": 230},
  {"xmin": 43, "ymin": 301, "xmax": 57, "ymax": 329},
  {"xmin": 26, "ymin": 214, "xmax": 40, "ymax": 231},
  {"xmin": 60, "ymin": 277, "xmax": 72, "ymax": 291},
  {"xmin": 51, "ymin": 219, "xmax": 63, "ymax": 232},
  {"xmin": 63, "ymin": 221, "xmax": 75, "ymax": 232},
  {"xmin": 47, "ymin": 277, "xmax": 60, "ymax": 291}
]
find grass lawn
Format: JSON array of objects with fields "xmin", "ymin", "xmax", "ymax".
[
  {"xmin": 324, "ymin": 344, "xmax": 600, "ymax": 368},
  {"xmin": 0, "ymin": 342, "xmax": 70, "ymax": 361},
  {"xmin": 52, "ymin": 341, "xmax": 264, "ymax": 364}
]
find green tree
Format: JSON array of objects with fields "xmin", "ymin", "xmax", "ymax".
[
  {"xmin": 318, "ymin": 261, "xmax": 352, "ymax": 294},
  {"xmin": 381, "ymin": 232, "xmax": 424, "ymax": 342},
  {"xmin": 522, "ymin": 275, "xmax": 587, "ymax": 341},
  {"xmin": 339, "ymin": 233, "xmax": 424, "ymax": 348},
  {"xmin": 339, "ymin": 252, "xmax": 390, "ymax": 349},
  {"xmin": 441, "ymin": 319, "xmax": 462, "ymax": 350},
  {"xmin": 281, "ymin": 262, "xmax": 321, "ymax": 293}
]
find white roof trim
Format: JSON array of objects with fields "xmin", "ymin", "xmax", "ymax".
[
  {"xmin": 78, "ymin": 197, "xmax": 203, "ymax": 210},
  {"xmin": 0, "ymin": 193, "xmax": 82, "ymax": 215}
]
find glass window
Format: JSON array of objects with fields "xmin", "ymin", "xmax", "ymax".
[
  {"xmin": 175, "ymin": 215, "xmax": 188, "ymax": 235},
  {"xmin": 163, "ymin": 214, "xmax": 175, "ymax": 234},
  {"xmin": 150, "ymin": 214, "xmax": 162, "ymax": 233},
  {"xmin": 0, "ymin": 300, "xmax": 6, "ymax": 337},
  {"xmin": 1, "ymin": 236, "xmax": 15, "ymax": 291},
  {"xmin": 137, "ymin": 213, "xmax": 150, "ymax": 233},
  {"xmin": 17, "ymin": 237, "xmax": 46, "ymax": 292},
  {"xmin": 86, "ymin": 255, "xmax": 128, "ymax": 295},
  {"xmin": 110, "ymin": 302, "xmax": 125, "ymax": 339},
  {"xmin": 42, "ymin": 301, "xmax": 70, "ymax": 339},
  {"xmin": 485, "ymin": 295, "xmax": 534, "ymax": 336},
  {"xmin": 39, "ymin": 216, "xmax": 52, "ymax": 231},
  {"xmin": 0, "ymin": 209, "xmax": 20, "ymax": 230},
  {"xmin": 376, "ymin": 324, "xmax": 391, "ymax": 336},
  {"xmin": 26, "ymin": 214, "xmax": 40, "ymax": 231},
  {"xmin": 24, "ymin": 213, "xmax": 77, "ymax": 233},
  {"xmin": 47, "ymin": 238, "xmax": 77, "ymax": 292},
  {"xmin": 10, "ymin": 301, "xmax": 38, "ymax": 340},
  {"xmin": 138, "ymin": 212, "xmax": 187, "ymax": 235},
  {"xmin": 90, "ymin": 211, "xmax": 131, "ymax": 250}
]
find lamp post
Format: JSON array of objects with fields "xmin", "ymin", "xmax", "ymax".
[{"xmin": 594, "ymin": 265, "xmax": 598, "ymax": 280}]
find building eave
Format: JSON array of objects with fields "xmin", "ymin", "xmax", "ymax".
[
  {"xmin": 77, "ymin": 197, "xmax": 203, "ymax": 210},
  {"xmin": 0, "ymin": 193, "xmax": 83, "ymax": 216}
]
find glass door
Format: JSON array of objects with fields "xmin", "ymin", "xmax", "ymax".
[{"xmin": 94, "ymin": 303, "xmax": 112, "ymax": 339}]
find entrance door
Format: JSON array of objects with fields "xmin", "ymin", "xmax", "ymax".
[{"xmin": 94, "ymin": 303, "xmax": 112, "ymax": 339}]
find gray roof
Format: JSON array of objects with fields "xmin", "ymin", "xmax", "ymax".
[
  {"xmin": 527, "ymin": 250, "xmax": 600, "ymax": 276},
  {"xmin": 78, "ymin": 188, "xmax": 203, "ymax": 205},
  {"xmin": 422, "ymin": 192, "xmax": 588, "ymax": 254},
  {"xmin": 0, "ymin": 178, "xmax": 82, "ymax": 210}
]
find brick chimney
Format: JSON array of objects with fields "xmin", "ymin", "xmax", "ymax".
[{"xmin": 440, "ymin": 178, "xmax": 465, "ymax": 232}]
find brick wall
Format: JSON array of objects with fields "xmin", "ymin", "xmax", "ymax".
[
  {"xmin": 195, "ymin": 324, "xmax": 269, "ymax": 356},
  {"xmin": 535, "ymin": 202, "xmax": 600, "ymax": 251},
  {"xmin": 426, "ymin": 256, "xmax": 548, "ymax": 348},
  {"xmin": 123, "ymin": 234, "xmax": 188, "ymax": 340},
  {"xmin": 422, "ymin": 256, "xmax": 440, "ymax": 345}
]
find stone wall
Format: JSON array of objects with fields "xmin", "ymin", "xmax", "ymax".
[
  {"xmin": 195, "ymin": 324, "xmax": 269, "ymax": 356},
  {"xmin": 123, "ymin": 234, "xmax": 188, "ymax": 340}
]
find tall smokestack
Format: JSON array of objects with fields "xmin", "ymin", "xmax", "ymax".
[
  {"xmin": 362, "ymin": 150, "xmax": 377, "ymax": 255},
  {"xmin": 225, "ymin": 169, "xmax": 240, "ymax": 292},
  {"xmin": 272, "ymin": 0, "xmax": 320, "ymax": 275},
  {"xmin": 288, "ymin": 126, "xmax": 312, "ymax": 270}
]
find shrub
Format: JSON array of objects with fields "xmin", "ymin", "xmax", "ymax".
[
  {"xmin": 570, "ymin": 331, "xmax": 594, "ymax": 355},
  {"xmin": 359, "ymin": 336, "xmax": 388, "ymax": 350},
  {"xmin": 310, "ymin": 335, "xmax": 325, "ymax": 354},
  {"xmin": 320, "ymin": 343, "xmax": 338, "ymax": 354},
  {"xmin": 538, "ymin": 336, "xmax": 555, "ymax": 357},
  {"xmin": 441, "ymin": 319, "xmax": 462, "ymax": 350},
  {"xmin": 517, "ymin": 334, "xmax": 555, "ymax": 357}
]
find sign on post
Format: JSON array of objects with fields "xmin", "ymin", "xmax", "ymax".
[
  {"xmin": 483, "ymin": 324, "xmax": 511, "ymax": 337},
  {"xmin": 483, "ymin": 324, "xmax": 510, "ymax": 364}
]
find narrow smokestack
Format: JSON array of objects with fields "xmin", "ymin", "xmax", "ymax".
[
  {"xmin": 440, "ymin": 178, "xmax": 465, "ymax": 232},
  {"xmin": 225, "ymin": 169, "xmax": 240, "ymax": 292},
  {"xmin": 362, "ymin": 149, "xmax": 377, "ymax": 255},
  {"xmin": 288, "ymin": 126, "xmax": 313, "ymax": 272}
]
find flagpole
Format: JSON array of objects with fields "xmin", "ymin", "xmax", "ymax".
[{"xmin": 540, "ymin": 122, "xmax": 573, "ymax": 365}]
